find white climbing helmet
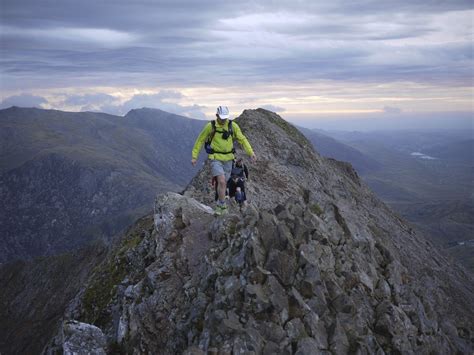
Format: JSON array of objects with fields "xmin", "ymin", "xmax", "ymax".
[{"xmin": 216, "ymin": 106, "xmax": 230, "ymax": 119}]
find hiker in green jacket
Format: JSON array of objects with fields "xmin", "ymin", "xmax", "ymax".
[{"xmin": 191, "ymin": 106, "xmax": 256, "ymax": 215}]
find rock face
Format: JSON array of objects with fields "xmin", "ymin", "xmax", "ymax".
[
  {"xmin": 61, "ymin": 320, "xmax": 107, "ymax": 355},
  {"xmin": 45, "ymin": 109, "xmax": 473, "ymax": 354}
]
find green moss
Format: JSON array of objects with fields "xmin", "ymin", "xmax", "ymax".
[
  {"xmin": 310, "ymin": 203, "xmax": 323, "ymax": 217},
  {"xmin": 81, "ymin": 233, "xmax": 142, "ymax": 327},
  {"xmin": 81, "ymin": 256, "xmax": 128, "ymax": 327},
  {"xmin": 79, "ymin": 215, "xmax": 155, "ymax": 327},
  {"xmin": 228, "ymin": 221, "xmax": 237, "ymax": 235},
  {"xmin": 118, "ymin": 233, "xmax": 142, "ymax": 254}
]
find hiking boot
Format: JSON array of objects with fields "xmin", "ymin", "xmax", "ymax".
[{"xmin": 214, "ymin": 204, "xmax": 228, "ymax": 216}]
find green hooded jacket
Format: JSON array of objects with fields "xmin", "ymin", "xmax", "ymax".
[{"xmin": 192, "ymin": 120, "xmax": 254, "ymax": 161}]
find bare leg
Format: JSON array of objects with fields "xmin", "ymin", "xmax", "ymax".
[{"xmin": 217, "ymin": 175, "xmax": 226, "ymax": 202}]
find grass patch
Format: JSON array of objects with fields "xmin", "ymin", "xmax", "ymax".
[
  {"xmin": 118, "ymin": 233, "xmax": 142, "ymax": 254},
  {"xmin": 310, "ymin": 203, "xmax": 323, "ymax": 217},
  {"xmin": 228, "ymin": 221, "xmax": 237, "ymax": 235},
  {"xmin": 81, "ymin": 233, "xmax": 142, "ymax": 327},
  {"xmin": 81, "ymin": 256, "xmax": 128, "ymax": 327}
]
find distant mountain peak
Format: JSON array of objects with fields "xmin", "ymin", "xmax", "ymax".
[{"xmin": 125, "ymin": 107, "xmax": 181, "ymax": 119}]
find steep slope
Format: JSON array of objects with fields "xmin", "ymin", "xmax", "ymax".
[
  {"xmin": 299, "ymin": 127, "xmax": 381, "ymax": 174},
  {"xmin": 317, "ymin": 129, "xmax": 474, "ymax": 271},
  {"xmin": 45, "ymin": 109, "xmax": 473, "ymax": 354},
  {"xmin": 0, "ymin": 107, "xmax": 205, "ymax": 262}
]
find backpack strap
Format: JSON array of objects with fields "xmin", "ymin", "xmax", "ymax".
[
  {"xmin": 226, "ymin": 120, "xmax": 236, "ymax": 153},
  {"xmin": 208, "ymin": 120, "xmax": 233, "ymax": 137},
  {"xmin": 228, "ymin": 120, "xmax": 234, "ymax": 138},
  {"xmin": 207, "ymin": 120, "xmax": 217, "ymax": 144}
]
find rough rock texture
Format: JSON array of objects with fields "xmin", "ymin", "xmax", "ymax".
[
  {"xmin": 45, "ymin": 109, "xmax": 473, "ymax": 354},
  {"xmin": 62, "ymin": 320, "xmax": 107, "ymax": 355}
]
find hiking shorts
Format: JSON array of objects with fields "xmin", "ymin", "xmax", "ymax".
[{"xmin": 210, "ymin": 159, "xmax": 233, "ymax": 181}]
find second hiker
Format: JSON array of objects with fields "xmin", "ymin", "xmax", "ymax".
[
  {"xmin": 191, "ymin": 106, "xmax": 256, "ymax": 215},
  {"xmin": 228, "ymin": 158, "xmax": 249, "ymax": 207}
]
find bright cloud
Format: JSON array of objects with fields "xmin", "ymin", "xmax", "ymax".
[{"xmin": 1, "ymin": 25, "xmax": 137, "ymax": 48}]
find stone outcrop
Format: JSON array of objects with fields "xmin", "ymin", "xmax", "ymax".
[
  {"xmin": 45, "ymin": 109, "xmax": 473, "ymax": 354},
  {"xmin": 61, "ymin": 320, "xmax": 107, "ymax": 355}
]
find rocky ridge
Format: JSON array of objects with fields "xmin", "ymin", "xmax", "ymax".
[{"xmin": 45, "ymin": 109, "xmax": 473, "ymax": 354}]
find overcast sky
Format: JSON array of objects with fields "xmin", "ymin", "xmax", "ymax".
[{"xmin": 1, "ymin": 0, "xmax": 472, "ymax": 129}]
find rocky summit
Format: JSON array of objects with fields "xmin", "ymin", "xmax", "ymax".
[{"xmin": 45, "ymin": 109, "xmax": 473, "ymax": 354}]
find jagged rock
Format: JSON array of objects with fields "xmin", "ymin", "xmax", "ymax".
[
  {"xmin": 303, "ymin": 311, "xmax": 328, "ymax": 349},
  {"xmin": 61, "ymin": 320, "xmax": 107, "ymax": 355},
  {"xmin": 246, "ymin": 284, "xmax": 273, "ymax": 319},
  {"xmin": 328, "ymin": 317, "xmax": 350, "ymax": 354},
  {"xmin": 296, "ymin": 337, "xmax": 326, "ymax": 355},
  {"xmin": 285, "ymin": 317, "xmax": 307, "ymax": 341},
  {"xmin": 265, "ymin": 249, "xmax": 297, "ymax": 287},
  {"xmin": 266, "ymin": 275, "xmax": 289, "ymax": 321},
  {"xmin": 183, "ymin": 346, "xmax": 205, "ymax": 355},
  {"xmin": 358, "ymin": 271, "xmax": 374, "ymax": 293},
  {"xmin": 44, "ymin": 109, "xmax": 473, "ymax": 354},
  {"xmin": 331, "ymin": 293, "xmax": 356, "ymax": 314},
  {"xmin": 299, "ymin": 241, "xmax": 320, "ymax": 267},
  {"xmin": 374, "ymin": 279, "xmax": 392, "ymax": 300},
  {"xmin": 374, "ymin": 300, "xmax": 418, "ymax": 352},
  {"xmin": 222, "ymin": 310, "xmax": 244, "ymax": 332},
  {"xmin": 263, "ymin": 341, "xmax": 284, "ymax": 355},
  {"xmin": 258, "ymin": 321, "xmax": 286, "ymax": 344}
]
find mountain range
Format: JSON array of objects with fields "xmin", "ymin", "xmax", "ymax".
[
  {"xmin": 1, "ymin": 107, "xmax": 473, "ymax": 354},
  {"xmin": 0, "ymin": 106, "xmax": 204, "ymax": 263}
]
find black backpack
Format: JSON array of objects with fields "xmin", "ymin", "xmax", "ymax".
[
  {"xmin": 231, "ymin": 166, "xmax": 244, "ymax": 178},
  {"xmin": 205, "ymin": 120, "xmax": 236, "ymax": 154}
]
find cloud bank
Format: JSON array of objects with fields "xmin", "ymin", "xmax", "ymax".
[
  {"xmin": 1, "ymin": 0, "xmax": 472, "ymax": 122},
  {"xmin": 1, "ymin": 1, "xmax": 472, "ymax": 90}
]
